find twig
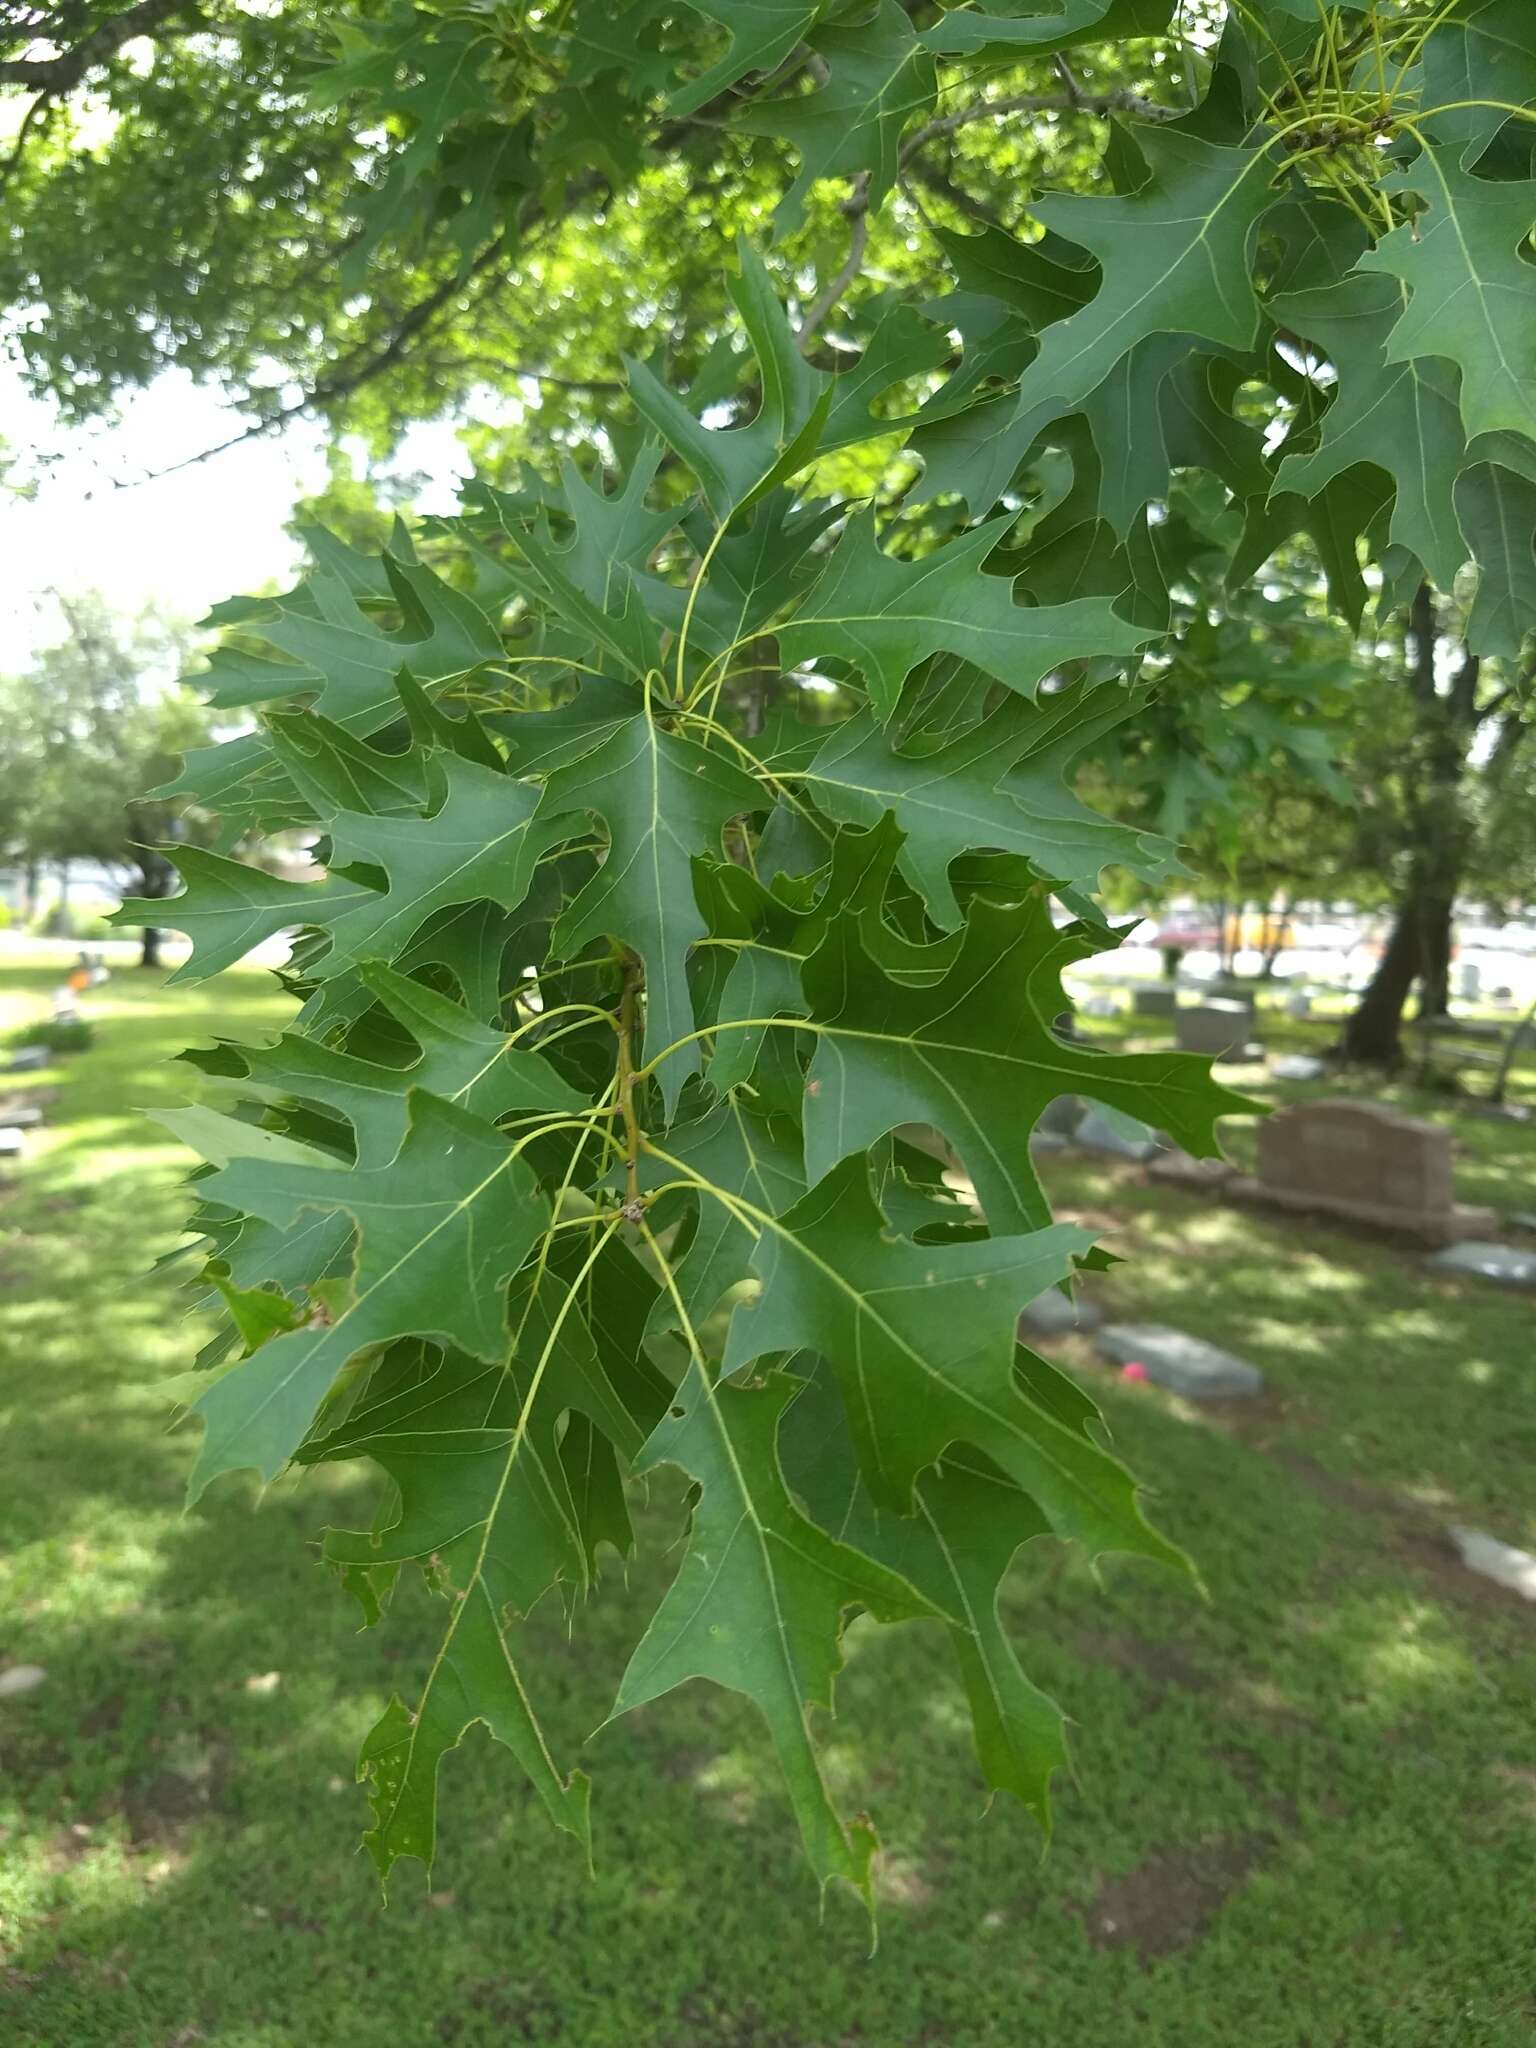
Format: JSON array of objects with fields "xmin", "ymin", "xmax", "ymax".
[
  {"xmin": 798, "ymin": 174, "xmax": 870, "ymax": 350},
  {"xmin": 0, "ymin": 0, "xmax": 198, "ymax": 87},
  {"xmin": 899, "ymin": 84, "xmax": 1180, "ymax": 163}
]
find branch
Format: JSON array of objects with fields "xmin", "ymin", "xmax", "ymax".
[
  {"xmin": 899, "ymin": 83, "xmax": 1180, "ymax": 162},
  {"xmin": 0, "ymin": 0, "xmax": 198, "ymax": 88},
  {"xmin": 115, "ymin": 229, "xmax": 519, "ymax": 486},
  {"xmin": 798, "ymin": 175, "xmax": 870, "ymax": 350}
]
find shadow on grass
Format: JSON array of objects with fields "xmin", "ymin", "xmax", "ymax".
[{"xmin": 4, "ymin": 969, "xmax": 1536, "ymax": 2044}]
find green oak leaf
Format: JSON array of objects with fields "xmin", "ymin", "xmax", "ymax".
[
  {"xmin": 303, "ymin": 1238, "xmax": 668, "ymax": 1883},
  {"xmin": 696, "ymin": 814, "xmax": 904, "ymax": 1089},
  {"xmin": 670, "ymin": 0, "xmax": 826, "ymax": 117},
  {"xmin": 625, "ymin": 243, "xmax": 830, "ymax": 518},
  {"xmin": 1422, "ymin": 0, "xmax": 1536, "ymax": 167},
  {"xmin": 1360, "ymin": 148, "xmax": 1536, "ymax": 447},
  {"xmin": 148, "ymin": 727, "xmax": 301, "ymax": 835},
  {"xmin": 797, "ymin": 896, "xmax": 1254, "ymax": 1235},
  {"xmin": 194, "ymin": 962, "xmax": 586, "ymax": 1167},
  {"xmin": 776, "ymin": 511, "xmax": 1154, "ymax": 721},
  {"xmin": 740, "ymin": 0, "xmax": 935, "ymax": 233},
  {"xmin": 199, "ymin": 548, "xmax": 504, "ymax": 728},
  {"xmin": 493, "ymin": 675, "xmax": 644, "ymax": 777},
  {"xmin": 919, "ymin": 0, "xmax": 1174, "ymax": 57},
  {"xmin": 110, "ymin": 849, "xmax": 376, "ymax": 984},
  {"xmin": 538, "ymin": 714, "xmax": 763, "ymax": 1112},
  {"xmin": 821, "ymin": 304, "xmax": 951, "ymax": 452},
  {"xmin": 801, "ymin": 680, "xmax": 1177, "ymax": 928},
  {"xmin": 639, "ymin": 492, "xmax": 844, "ymax": 663},
  {"xmin": 313, "ymin": 754, "xmax": 564, "ymax": 980},
  {"xmin": 779, "ymin": 1358, "xmax": 1068, "ymax": 1826},
  {"xmin": 612, "ymin": 1360, "xmax": 939, "ymax": 1909},
  {"xmin": 1231, "ymin": 464, "xmax": 1393, "ymax": 630},
  {"xmin": 264, "ymin": 708, "xmax": 431, "ymax": 820},
  {"xmin": 637, "ymin": 1097, "xmax": 805, "ymax": 1333},
  {"xmin": 722, "ymin": 1155, "xmax": 1181, "ymax": 1566},
  {"xmin": 182, "ymin": 1093, "xmax": 549, "ymax": 1496},
  {"xmin": 1273, "ymin": 274, "xmax": 1469, "ymax": 588},
  {"xmin": 1454, "ymin": 462, "xmax": 1536, "ymax": 659},
  {"xmin": 1007, "ymin": 131, "xmax": 1274, "ymax": 423}
]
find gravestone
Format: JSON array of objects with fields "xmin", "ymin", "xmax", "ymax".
[
  {"xmin": 0, "ymin": 1128, "xmax": 24, "ymax": 1159},
  {"xmin": 1175, "ymin": 1000, "xmax": 1255, "ymax": 1058},
  {"xmin": 1426, "ymin": 1241, "xmax": 1536, "ymax": 1289},
  {"xmin": 1020, "ymin": 1288, "xmax": 1103, "ymax": 1338},
  {"xmin": 1284, "ymin": 988, "xmax": 1312, "ymax": 1019},
  {"xmin": 1270, "ymin": 1053, "xmax": 1325, "ymax": 1081},
  {"xmin": 1036, "ymin": 1093, "xmax": 1084, "ymax": 1137},
  {"xmin": 1147, "ymin": 1149, "xmax": 1236, "ymax": 1194},
  {"xmin": 1097, "ymin": 1323, "xmax": 1264, "ymax": 1398},
  {"xmin": 7, "ymin": 1047, "xmax": 49, "ymax": 1074},
  {"xmin": 1450, "ymin": 1527, "xmax": 1536, "ymax": 1601},
  {"xmin": 1079, "ymin": 993, "xmax": 1119, "ymax": 1019},
  {"xmin": 1133, "ymin": 986, "xmax": 1177, "ymax": 1019},
  {"xmin": 1229, "ymin": 1098, "xmax": 1495, "ymax": 1246},
  {"xmin": 1074, "ymin": 1109, "xmax": 1160, "ymax": 1162}
]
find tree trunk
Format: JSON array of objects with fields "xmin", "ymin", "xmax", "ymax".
[
  {"xmin": 1416, "ymin": 897, "xmax": 1453, "ymax": 1018},
  {"xmin": 1342, "ymin": 896, "xmax": 1427, "ymax": 1065},
  {"xmin": 139, "ymin": 926, "xmax": 164, "ymax": 970},
  {"xmin": 1342, "ymin": 582, "xmax": 1474, "ymax": 1065}
]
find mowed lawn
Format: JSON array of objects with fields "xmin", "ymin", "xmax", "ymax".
[{"xmin": 2, "ymin": 951, "xmax": 1535, "ymax": 2047}]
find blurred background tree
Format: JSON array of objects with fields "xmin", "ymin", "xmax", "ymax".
[{"xmin": 0, "ymin": 597, "xmax": 213, "ymax": 965}]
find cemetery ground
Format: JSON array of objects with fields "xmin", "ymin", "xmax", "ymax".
[{"xmin": 1, "ymin": 955, "xmax": 1534, "ymax": 2048}]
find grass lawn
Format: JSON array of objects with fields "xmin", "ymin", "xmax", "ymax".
[{"xmin": 1, "ymin": 952, "xmax": 1534, "ymax": 2046}]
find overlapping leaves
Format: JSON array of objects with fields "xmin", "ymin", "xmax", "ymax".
[{"xmin": 129, "ymin": 0, "xmax": 1536, "ymax": 1922}]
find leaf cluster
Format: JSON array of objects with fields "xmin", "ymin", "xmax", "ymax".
[{"xmin": 112, "ymin": 0, "xmax": 1536, "ymax": 1913}]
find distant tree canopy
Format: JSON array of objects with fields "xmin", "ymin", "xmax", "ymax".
[
  {"xmin": 4, "ymin": 4, "xmax": 1534, "ymax": 1061},
  {"xmin": 0, "ymin": 597, "xmax": 212, "ymax": 959}
]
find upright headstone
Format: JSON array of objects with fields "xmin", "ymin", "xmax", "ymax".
[
  {"xmin": 1133, "ymin": 986, "xmax": 1178, "ymax": 1019},
  {"xmin": 1231, "ymin": 1099, "xmax": 1494, "ymax": 1244},
  {"xmin": 1175, "ymin": 1000, "xmax": 1254, "ymax": 1058}
]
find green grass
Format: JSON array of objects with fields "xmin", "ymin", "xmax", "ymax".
[{"xmin": 2, "ymin": 951, "xmax": 1535, "ymax": 2046}]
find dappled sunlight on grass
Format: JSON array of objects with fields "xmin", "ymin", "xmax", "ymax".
[{"xmin": 1, "ymin": 961, "xmax": 1535, "ymax": 2042}]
